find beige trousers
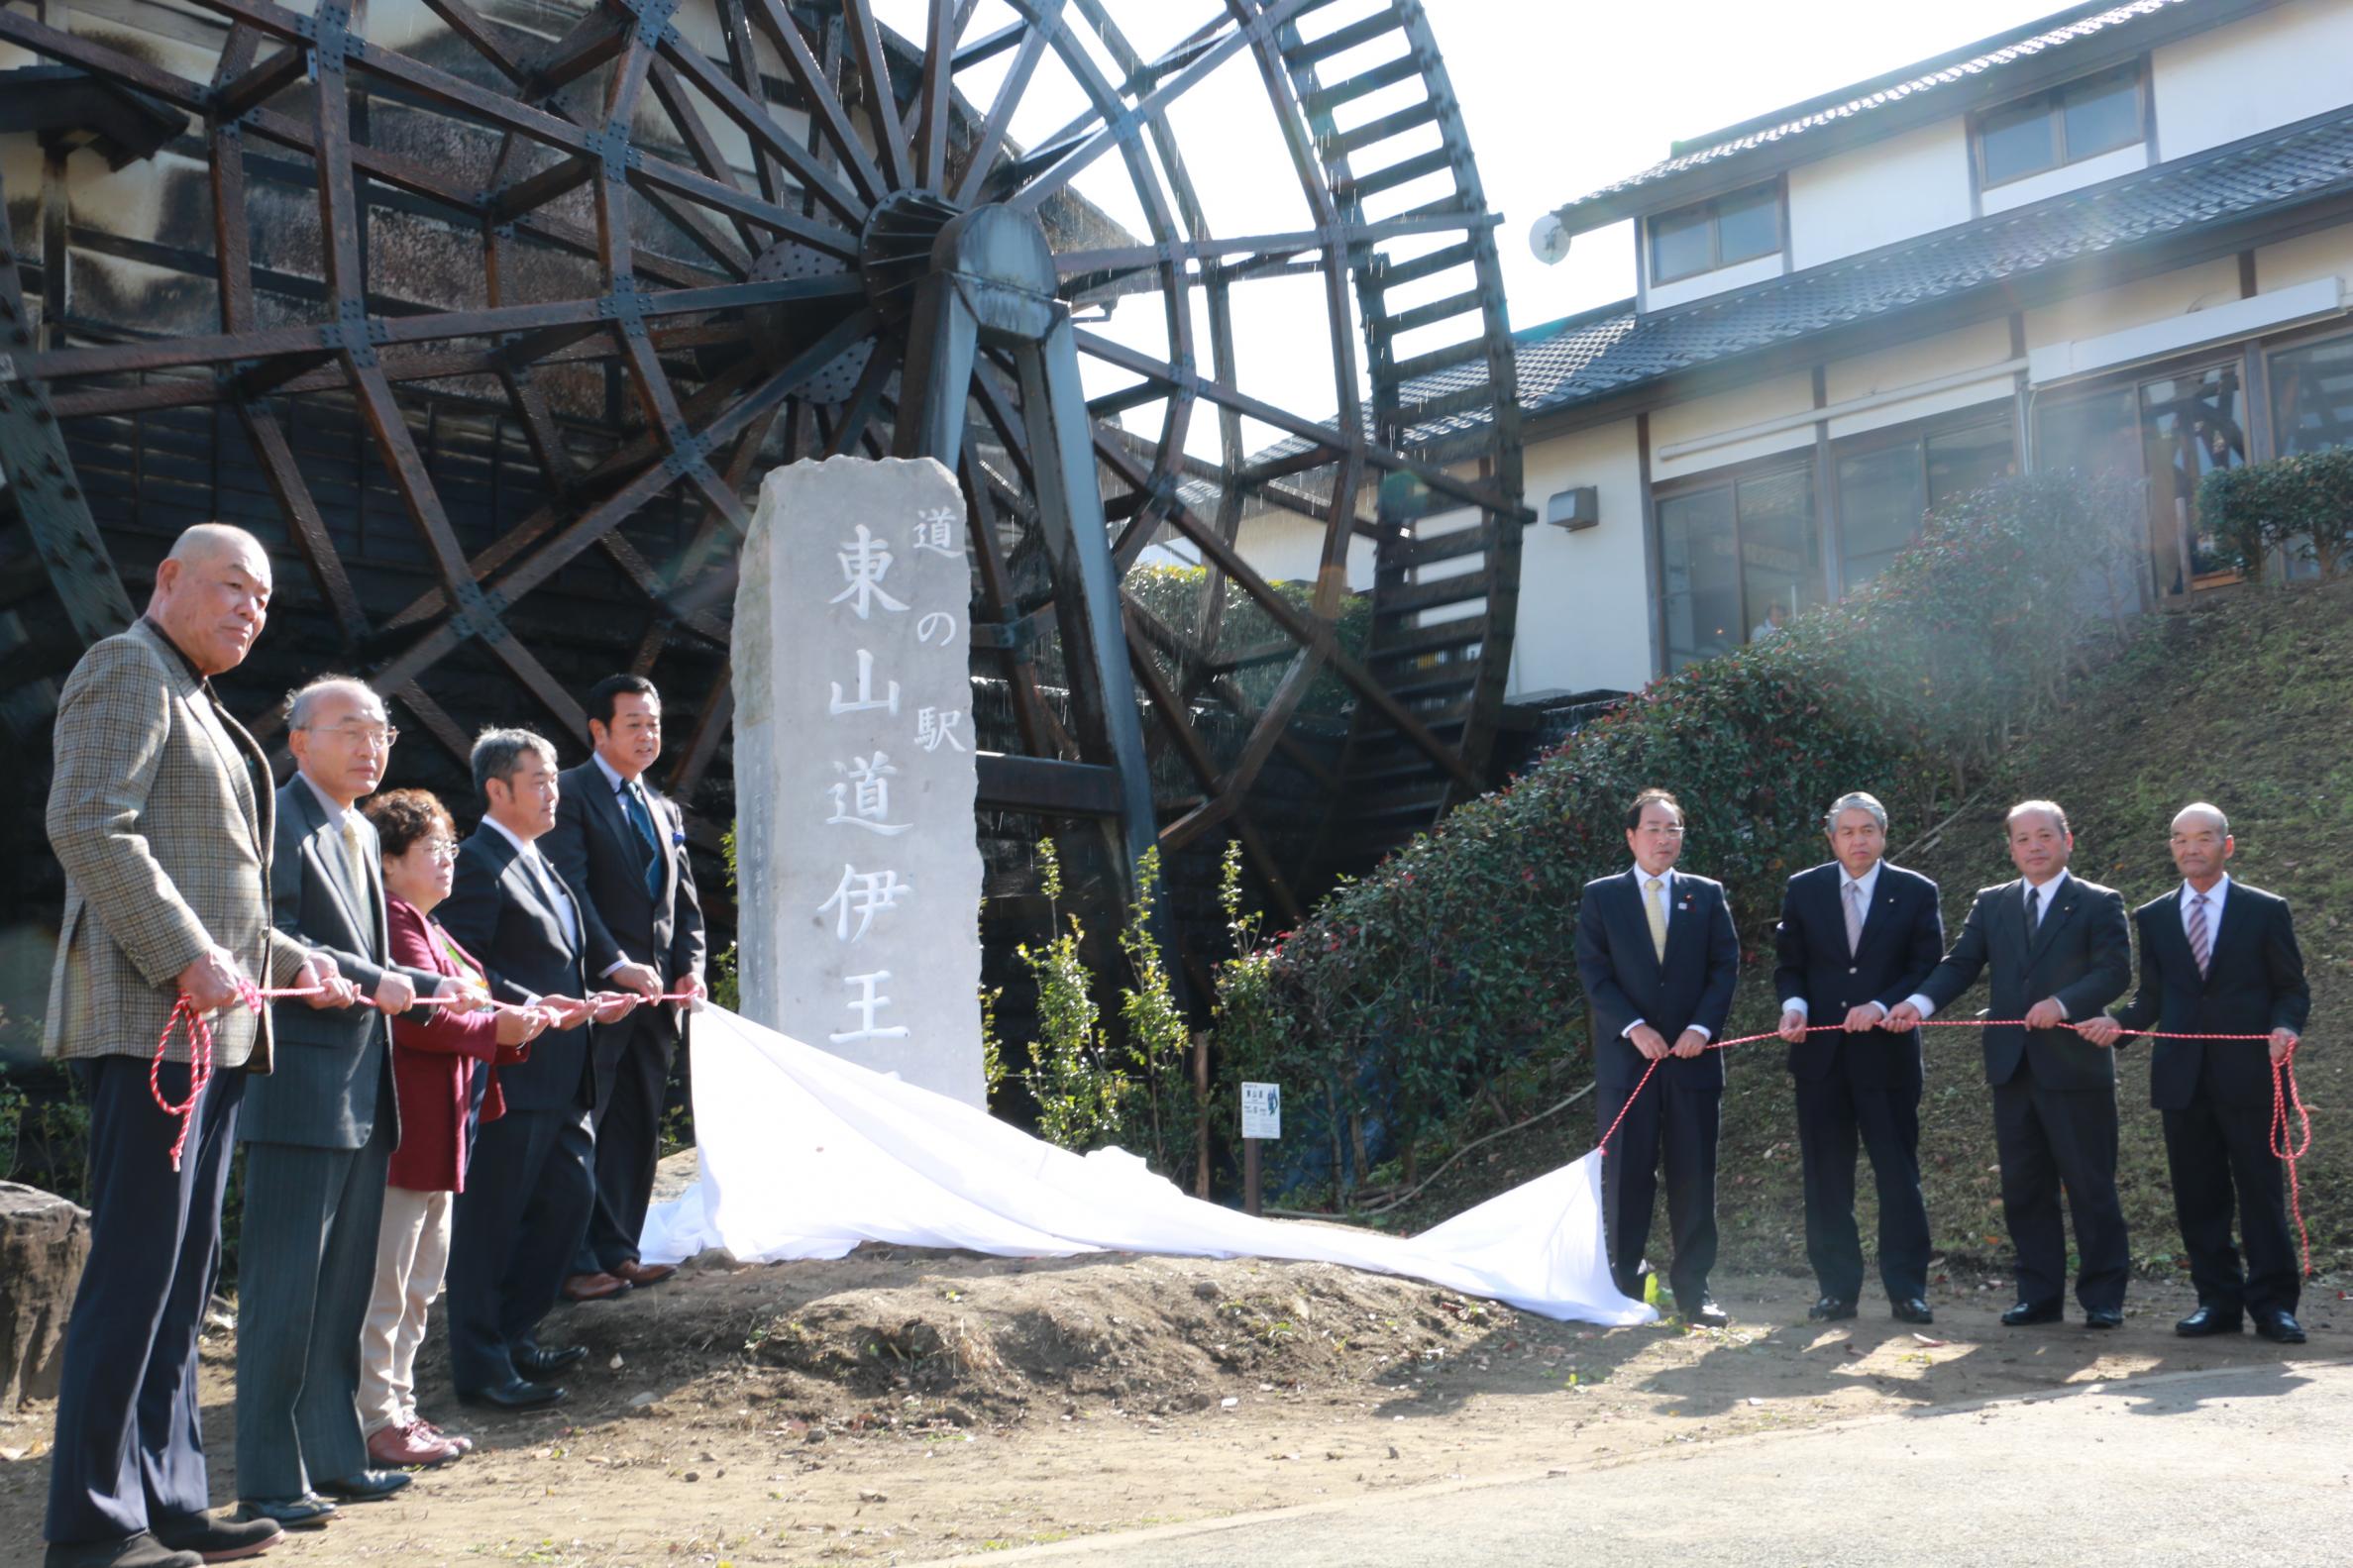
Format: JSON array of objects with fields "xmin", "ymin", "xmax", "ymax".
[{"xmin": 359, "ymin": 1184, "xmax": 453, "ymax": 1435}]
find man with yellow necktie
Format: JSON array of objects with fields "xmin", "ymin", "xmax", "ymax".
[{"xmin": 1573, "ymin": 789, "xmax": 1742, "ymax": 1325}]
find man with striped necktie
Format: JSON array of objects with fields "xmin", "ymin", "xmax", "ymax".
[{"xmin": 2079, "ymin": 804, "xmax": 2309, "ymax": 1343}]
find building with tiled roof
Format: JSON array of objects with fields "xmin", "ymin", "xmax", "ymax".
[{"xmin": 1233, "ymin": 0, "xmax": 2353, "ymax": 699}]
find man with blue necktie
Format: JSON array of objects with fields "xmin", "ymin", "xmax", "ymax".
[{"xmin": 543, "ymin": 676, "xmax": 706, "ymax": 1303}]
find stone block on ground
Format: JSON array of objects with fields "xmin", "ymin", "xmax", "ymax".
[{"xmin": 0, "ymin": 1181, "xmax": 89, "ymax": 1408}]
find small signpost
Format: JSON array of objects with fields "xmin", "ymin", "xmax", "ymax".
[{"xmin": 1240, "ymin": 1082, "xmax": 1281, "ymax": 1216}]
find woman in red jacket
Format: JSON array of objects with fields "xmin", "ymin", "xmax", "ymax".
[{"xmin": 357, "ymin": 789, "xmax": 550, "ymax": 1468}]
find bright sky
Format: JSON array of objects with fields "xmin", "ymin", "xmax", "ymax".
[{"xmin": 864, "ymin": 0, "xmax": 2082, "ymax": 452}]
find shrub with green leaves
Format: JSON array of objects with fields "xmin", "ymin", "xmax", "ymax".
[
  {"xmin": 2200, "ymin": 446, "xmax": 2353, "ymax": 579},
  {"xmin": 1213, "ymin": 470, "xmax": 2145, "ymax": 1191}
]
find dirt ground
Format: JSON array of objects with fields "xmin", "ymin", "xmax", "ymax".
[{"xmin": 2, "ymin": 1235, "xmax": 2338, "ymax": 1567}]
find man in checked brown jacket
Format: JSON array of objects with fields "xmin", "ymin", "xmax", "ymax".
[{"xmin": 43, "ymin": 524, "xmax": 354, "ymax": 1568}]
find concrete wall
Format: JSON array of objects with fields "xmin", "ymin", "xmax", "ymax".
[
  {"xmin": 1509, "ymin": 420, "xmax": 1651, "ymax": 697},
  {"xmin": 1788, "ymin": 121, "xmax": 1975, "ymax": 271},
  {"xmin": 2154, "ymin": 0, "xmax": 2353, "ymax": 159}
]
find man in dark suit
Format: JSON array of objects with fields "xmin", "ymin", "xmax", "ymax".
[
  {"xmin": 1887, "ymin": 799, "xmax": 2133, "ymax": 1328},
  {"xmin": 542, "ymin": 676, "xmax": 706, "ymax": 1303},
  {"xmin": 437, "ymin": 729, "xmax": 636, "ymax": 1411},
  {"xmin": 44, "ymin": 524, "xmax": 351, "ymax": 1568},
  {"xmin": 2080, "ymin": 803, "xmax": 2310, "ymax": 1343},
  {"xmin": 1773, "ymin": 791, "xmax": 1946, "ymax": 1325},
  {"xmin": 235, "ymin": 679, "xmax": 460, "ymax": 1526},
  {"xmin": 1574, "ymin": 788, "xmax": 1741, "ymax": 1327}
]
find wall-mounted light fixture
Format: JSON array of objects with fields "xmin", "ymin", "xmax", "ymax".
[{"xmin": 1545, "ymin": 485, "xmax": 1599, "ymax": 531}]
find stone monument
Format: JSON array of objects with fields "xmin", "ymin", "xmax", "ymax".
[{"xmin": 734, "ymin": 456, "xmax": 985, "ymax": 1104}]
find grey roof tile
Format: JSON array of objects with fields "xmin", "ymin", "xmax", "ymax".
[
  {"xmin": 1557, "ymin": 0, "xmax": 2193, "ymax": 220},
  {"xmin": 1399, "ymin": 111, "xmax": 2353, "ymax": 437}
]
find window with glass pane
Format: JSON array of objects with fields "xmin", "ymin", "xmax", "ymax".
[
  {"xmin": 1925, "ymin": 419, "xmax": 2015, "ymax": 507},
  {"xmin": 1979, "ymin": 96, "xmax": 2056, "ymax": 185},
  {"xmin": 1658, "ymin": 488, "xmax": 1741, "ymax": 671},
  {"xmin": 1716, "ymin": 187, "xmax": 1779, "ymax": 264},
  {"xmin": 1652, "ymin": 206, "xmax": 1713, "ymax": 283},
  {"xmin": 1737, "ymin": 468, "xmax": 1819, "ymax": 635},
  {"xmin": 2033, "ymin": 387, "xmax": 2138, "ymax": 479},
  {"xmin": 2272, "ymin": 334, "xmax": 2353, "ymax": 457},
  {"xmin": 1836, "ymin": 447, "xmax": 1926, "ymax": 585},
  {"xmin": 2061, "ymin": 68, "xmax": 2140, "ymax": 158},
  {"xmin": 2141, "ymin": 366, "xmax": 2245, "ymax": 587}
]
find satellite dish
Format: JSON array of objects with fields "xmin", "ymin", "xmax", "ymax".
[{"xmin": 1530, "ymin": 211, "xmax": 1571, "ymax": 265}]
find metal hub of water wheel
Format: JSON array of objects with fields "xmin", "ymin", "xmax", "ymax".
[{"xmin": 0, "ymin": 0, "xmax": 1527, "ymax": 941}]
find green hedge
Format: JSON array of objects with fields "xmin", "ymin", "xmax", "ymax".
[
  {"xmin": 1212, "ymin": 471, "xmax": 2145, "ymax": 1190},
  {"xmin": 2200, "ymin": 445, "xmax": 2353, "ymax": 579}
]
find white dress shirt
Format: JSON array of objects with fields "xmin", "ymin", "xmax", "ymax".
[
  {"xmin": 1781, "ymin": 859, "xmax": 1883, "ymax": 1019},
  {"xmin": 483, "ymin": 814, "xmax": 580, "ymax": 953},
  {"xmin": 1904, "ymin": 868, "xmax": 2071, "ymax": 1021},
  {"xmin": 2180, "ymin": 874, "xmax": 2230, "ymax": 945},
  {"xmin": 1621, "ymin": 866, "xmax": 1713, "ymax": 1043},
  {"xmin": 588, "ymin": 751, "xmax": 654, "ymax": 977}
]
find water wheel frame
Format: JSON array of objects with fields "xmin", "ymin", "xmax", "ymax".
[{"xmin": 0, "ymin": 0, "xmax": 1526, "ymax": 940}]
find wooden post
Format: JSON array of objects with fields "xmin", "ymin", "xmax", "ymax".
[{"xmin": 1192, "ymin": 1028, "xmax": 1212, "ymax": 1201}]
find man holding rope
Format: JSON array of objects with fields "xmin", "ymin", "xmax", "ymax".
[
  {"xmin": 234, "ymin": 679, "xmax": 479, "ymax": 1527},
  {"xmin": 42, "ymin": 525, "xmax": 356, "ymax": 1568},
  {"xmin": 1887, "ymin": 800, "xmax": 2132, "ymax": 1329},
  {"xmin": 2079, "ymin": 804, "xmax": 2309, "ymax": 1343},
  {"xmin": 1575, "ymin": 788, "xmax": 1741, "ymax": 1327},
  {"xmin": 1773, "ymin": 791, "xmax": 1946, "ymax": 1326}
]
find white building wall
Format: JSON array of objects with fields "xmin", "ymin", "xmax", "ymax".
[
  {"xmin": 1213, "ymin": 508, "xmax": 1375, "ymax": 591},
  {"xmin": 1644, "ymin": 252, "xmax": 1782, "ymax": 314},
  {"xmin": 2153, "ymin": 0, "xmax": 2353, "ymax": 159},
  {"xmin": 2253, "ymin": 225, "xmax": 2353, "ymax": 294},
  {"xmin": 1787, "ymin": 121, "xmax": 1974, "ymax": 271},
  {"xmin": 1824, "ymin": 319, "xmax": 2018, "ymax": 440},
  {"xmin": 2022, "ymin": 257, "xmax": 2245, "ymax": 355},
  {"xmin": 1509, "ymin": 420, "xmax": 1650, "ymax": 697},
  {"xmin": 1649, "ymin": 371, "xmax": 1815, "ymax": 480},
  {"xmin": 1980, "ymin": 143, "xmax": 2150, "ymax": 215}
]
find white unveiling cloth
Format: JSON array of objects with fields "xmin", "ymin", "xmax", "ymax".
[{"xmin": 638, "ymin": 1005, "xmax": 1654, "ymax": 1326}]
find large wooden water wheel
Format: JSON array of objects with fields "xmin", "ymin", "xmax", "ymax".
[{"xmin": 0, "ymin": 0, "xmax": 1525, "ymax": 951}]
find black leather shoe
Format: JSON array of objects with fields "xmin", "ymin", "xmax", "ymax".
[
  {"xmin": 1808, "ymin": 1296, "xmax": 1858, "ymax": 1322},
  {"xmin": 1891, "ymin": 1298, "xmax": 1935, "ymax": 1325},
  {"xmin": 2001, "ymin": 1301, "xmax": 2064, "ymax": 1326},
  {"xmin": 1680, "ymin": 1298, "xmax": 1730, "ymax": 1328},
  {"xmin": 2254, "ymin": 1309, "xmax": 2307, "ymax": 1345},
  {"xmin": 2176, "ymin": 1304, "xmax": 2244, "ymax": 1337},
  {"xmin": 151, "ymin": 1512, "xmax": 281, "ymax": 1562},
  {"xmin": 314, "ymin": 1470, "xmax": 411, "ymax": 1503},
  {"xmin": 232, "ymin": 1497, "xmax": 334, "ymax": 1531},
  {"xmin": 514, "ymin": 1343, "xmax": 588, "ymax": 1381},
  {"xmin": 42, "ymin": 1533, "xmax": 204, "ymax": 1568},
  {"xmin": 2085, "ymin": 1307, "xmax": 2124, "ymax": 1329},
  {"xmin": 457, "ymin": 1376, "xmax": 568, "ymax": 1411}
]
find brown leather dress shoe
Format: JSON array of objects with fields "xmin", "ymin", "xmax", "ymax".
[
  {"xmin": 611, "ymin": 1260, "xmax": 677, "ymax": 1288},
  {"xmin": 561, "ymin": 1271, "xmax": 628, "ymax": 1303}
]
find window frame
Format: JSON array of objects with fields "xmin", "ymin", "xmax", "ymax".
[
  {"xmin": 1646, "ymin": 179, "xmax": 1784, "ymax": 285},
  {"xmin": 1652, "ymin": 450, "xmax": 1821, "ymax": 669},
  {"xmin": 1972, "ymin": 62, "xmax": 2148, "ymax": 191},
  {"xmin": 1829, "ymin": 401, "xmax": 2018, "ymax": 591}
]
